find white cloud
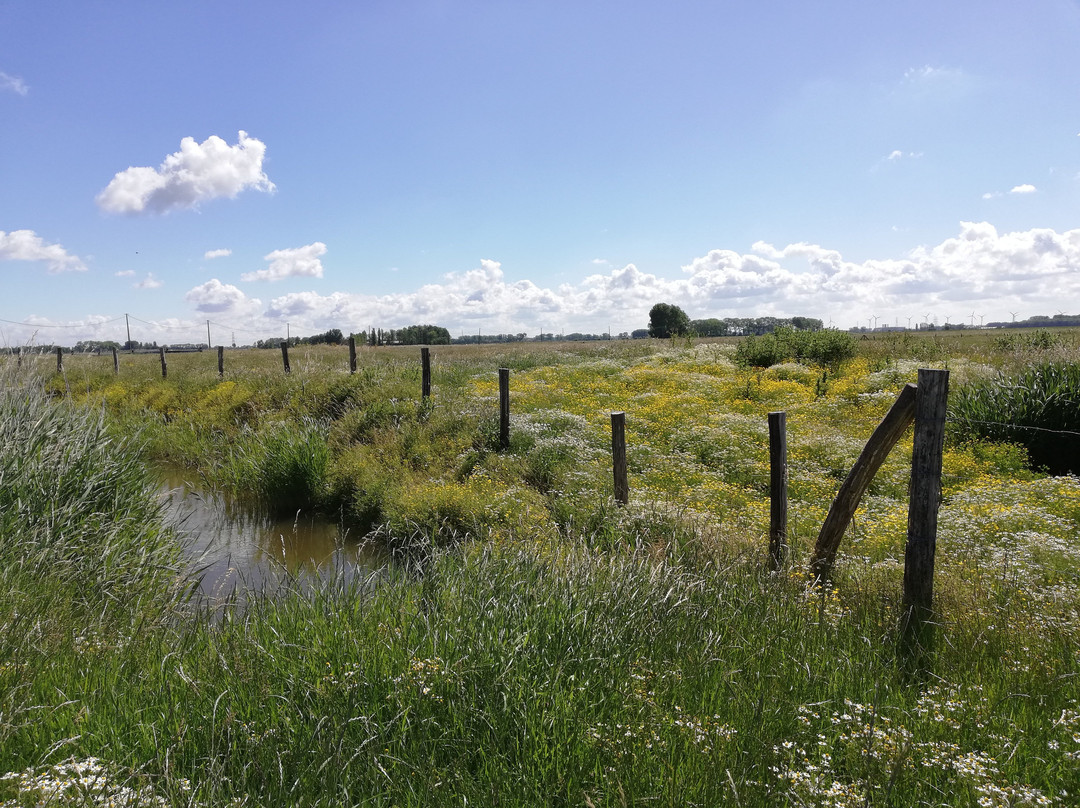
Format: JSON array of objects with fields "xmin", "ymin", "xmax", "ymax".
[
  {"xmin": 185, "ymin": 279, "xmax": 262, "ymax": 314},
  {"xmin": 163, "ymin": 222, "xmax": 1080, "ymax": 339},
  {"xmin": 1010, "ymin": 184, "xmax": 1037, "ymax": 194},
  {"xmin": 96, "ymin": 131, "xmax": 275, "ymax": 214},
  {"xmin": 0, "ymin": 229, "xmax": 86, "ymax": 273},
  {"xmin": 241, "ymin": 242, "xmax": 327, "ymax": 282},
  {"xmin": 982, "ymin": 191, "xmax": 1002, "ymax": 200},
  {"xmin": 134, "ymin": 273, "xmax": 163, "ymax": 289},
  {"xmin": 115, "ymin": 270, "xmax": 135, "ymax": 277},
  {"xmin": 591, "ymin": 258, "xmax": 610, "ymax": 265},
  {"xmin": 204, "ymin": 248, "xmax": 232, "ymax": 260},
  {"xmin": 0, "ymin": 71, "xmax": 28, "ymax": 95}
]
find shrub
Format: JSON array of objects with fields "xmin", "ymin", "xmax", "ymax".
[{"xmin": 734, "ymin": 327, "xmax": 856, "ymax": 368}]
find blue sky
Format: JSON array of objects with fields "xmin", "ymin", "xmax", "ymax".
[{"xmin": 2, "ymin": 0, "xmax": 1079, "ymax": 345}]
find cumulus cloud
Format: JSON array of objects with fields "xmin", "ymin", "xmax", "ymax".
[
  {"xmin": 184, "ymin": 279, "xmax": 262, "ymax": 314},
  {"xmin": 167, "ymin": 223, "xmax": 1080, "ymax": 340},
  {"xmin": 204, "ymin": 248, "xmax": 232, "ymax": 260},
  {"xmin": 115, "ymin": 270, "xmax": 135, "ymax": 277},
  {"xmin": 241, "ymin": 242, "xmax": 326, "ymax": 282},
  {"xmin": 134, "ymin": 273, "xmax": 163, "ymax": 289},
  {"xmin": 0, "ymin": 71, "xmax": 28, "ymax": 95},
  {"xmin": 1010, "ymin": 184, "xmax": 1037, "ymax": 194},
  {"xmin": 0, "ymin": 229, "xmax": 86, "ymax": 273},
  {"xmin": 96, "ymin": 131, "xmax": 275, "ymax": 214}
]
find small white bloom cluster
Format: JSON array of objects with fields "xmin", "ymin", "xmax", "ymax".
[{"xmin": 0, "ymin": 757, "xmax": 189, "ymax": 808}]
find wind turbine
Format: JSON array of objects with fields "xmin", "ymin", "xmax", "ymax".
[
  {"xmin": 906, "ymin": 316, "xmax": 912, "ymax": 329},
  {"xmin": 969, "ymin": 311, "xmax": 977, "ymax": 327},
  {"xmin": 1009, "ymin": 311, "xmax": 1018, "ymax": 323}
]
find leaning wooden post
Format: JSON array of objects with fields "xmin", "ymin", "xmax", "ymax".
[
  {"xmin": 498, "ymin": 367, "xmax": 510, "ymax": 450},
  {"xmin": 901, "ymin": 368, "xmax": 949, "ymax": 656},
  {"xmin": 217, "ymin": 345, "xmax": 224, "ymax": 377},
  {"xmin": 55, "ymin": 346, "xmax": 63, "ymax": 373},
  {"xmin": 280, "ymin": 341, "xmax": 291, "ymax": 374},
  {"xmin": 768, "ymin": 411, "xmax": 788, "ymax": 571},
  {"xmin": 348, "ymin": 335, "xmax": 357, "ymax": 374},
  {"xmin": 611, "ymin": 412, "xmax": 629, "ymax": 505},
  {"xmin": 159, "ymin": 346, "xmax": 167, "ymax": 379},
  {"xmin": 112, "ymin": 346, "xmax": 119, "ymax": 375},
  {"xmin": 810, "ymin": 383, "xmax": 918, "ymax": 583},
  {"xmin": 16, "ymin": 346, "xmax": 22, "ymax": 369},
  {"xmin": 420, "ymin": 347, "xmax": 431, "ymax": 401}
]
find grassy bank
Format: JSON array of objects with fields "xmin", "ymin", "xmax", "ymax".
[{"xmin": 2, "ymin": 334, "xmax": 1079, "ymax": 805}]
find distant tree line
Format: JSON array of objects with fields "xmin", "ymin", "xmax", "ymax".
[
  {"xmin": 647, "ymin": 303, "xmax": 824, "ymax": 338},
  {"xmin": 985, "ymin": 313, "xmax": 1080, "ymax": 329}
]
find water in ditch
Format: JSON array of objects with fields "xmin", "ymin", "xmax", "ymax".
[{"xmin": 159, "ymin": 471, "xmax": 390, "ymax": 601}]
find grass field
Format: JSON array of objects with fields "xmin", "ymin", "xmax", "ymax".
[{"xmin": 2, "ymin": 331, "xmax": 1078, "ymax": 806}]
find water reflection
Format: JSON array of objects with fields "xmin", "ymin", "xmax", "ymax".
[{"xmin": 158, "ymin": 472, "xmax": 389, "ymax": 599}]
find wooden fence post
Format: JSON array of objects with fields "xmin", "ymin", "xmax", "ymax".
[
  {"xmin": 901, "ymin": 368, "xmax": 949, "ymax": 655},
  {"xmin": 217, "ymin": 346, "xmax": 224, "ymax": 377},
  {"xmin": 810, "ymin": 383, "xmax": 918, "ymax": 582},
  {"xmin": 16, "ymin": 346, "xmax": 22, "ymax": 369},
  {"xmin": 55, "ymin": 346, "xmax": 63, "ymax": 373},
  {"xmin": 159, "ymin": 346, "xmax": 167, "ymax": 379},
  {"xmin": 768, "ymin": 411, "xmax": 788, "ymax": 571},
  {"xmin": 498, "ymin": 367, "xmax": 510, "ymax": 450},
  {"xmin": 112, "ymin": 346, "xmax": 119, "ymax": 375},
  {"xmin": 349, "ymin": 335, "xmax": 357, "ymax": 374},
  {"xmin": 611, "ymin": 412, "xmax": 629, "ymax": 505},
  {"xmin": 280, "ymin": 341, "xmax": 291, "ymax": 374},
  {"xmin": 421, "ymin": 347, "xmax": 431, "ymax": 400}
]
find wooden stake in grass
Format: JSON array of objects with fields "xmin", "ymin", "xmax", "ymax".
[
  {"xmin": 810, "ymin": 383, "xmax": 917, "ymax": 583},
  {"xmin": 768, "ymin": 411, "xmax": 788, "ymax": 571},
  {"xmin": 112, "ymin": 346, "xmax": 119, "ymax": 375},
  {"xmin": 159, "ymin": 346, "xmax": 167, "ymax": 379},
  {"xmin": 280, "ymin": 341, "xmax": 291, "ymax": 374},
  {"xmin": 349, "ymin": 335, "xmax": 357, "ymax": 374},
  {"xmin": 421, "ymin": 347, "xmax": 431, "ymax": 401},
  {"xmin": 902, "ymin": 368, "xmax": 949, "ymax": 656},
  {"xmin": 611, "ymin": 411, "xmax": 629, "ymax": 505},
  {"xmin": 498, "ymin": 367, "xmax": 510, "ymax": 450},
  {"xmin": 217, "ymin": 345, "xmax": 224, "ymax": 377},
  {"xmin": 55, "ymin": 346, "xmax": 62, "ymax": 373}
]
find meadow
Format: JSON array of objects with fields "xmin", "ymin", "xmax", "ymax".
[{"xmin": 1, "ymin": 330, "xmax": 1079, "ymax": 806}]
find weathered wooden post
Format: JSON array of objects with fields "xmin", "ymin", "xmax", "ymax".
[
  {"xmin": 611, "ymin": 412, "xmax": 629, "ymax": 505},
  {"xmin": 349, "ymin": 335, "xmax": 357, "ymax": 374},
  {"xmin": 421, "ymin": 347, "xmax": 431, "ymax": 401},
  {"xmin": 55, "ymin": 346, "xmax": 63, "ymax": 373},
  {"xmin": 280, "ymin": 341, "xmax": 291, "ymax": 374},
  {"xmin": 217, "ymin": 345, "xmax": 224, "ymax": 377},
  {"xmin": 810, "ymin": 383, "xmax": 918, "ymax": 583},
  {"xmin": 498, "ymin": 367, "xmax": 510, "ymax": 450},
  {"xmin": 16, "ymin": 346, "xmax": 22, "ymax": 369},
  {"xmin": 159, "ymin": 346, "xmax": 167, "ymax": 379},
  {"xmin": 111, "ymin": 346, "xmax": 119, "ymax": 375},
  {"xmin": 901, "ymin": 368, "xmax": 949, "ymax": 656},
  {"xmin": 768, "ymin": 411, "xmax": 788, "ymax": 571}
]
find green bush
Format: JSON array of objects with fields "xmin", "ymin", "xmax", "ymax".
[
  {"xmin": 734, "ymin": 327, "xmax": 857, "ymax": 368},
  {"xmin": 949, "ymin": 360, "xmax": 1080, "ymax": 474}
]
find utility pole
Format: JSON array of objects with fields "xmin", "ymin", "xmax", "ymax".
[
  {"xmin": 125, "ymin": 313, "xmax": 131, "ymax": 348},
  {"xmin": 206, "ymin": 320, "xmax": 211, "ymax": 349}
]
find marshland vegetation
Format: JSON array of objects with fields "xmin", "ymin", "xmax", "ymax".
[{"xmin": 2, "ymin": 329, "xmax": 1079, "ymax": 806}]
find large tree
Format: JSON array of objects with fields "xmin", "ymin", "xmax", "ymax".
[{"xmin": 648, "ymin": 303, "xmax": 690, "ymax": 338}]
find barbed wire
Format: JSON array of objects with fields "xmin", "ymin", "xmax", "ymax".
[{"xmin": 946, "ymin": 416, "xmax": 1080, "ymax": 439}]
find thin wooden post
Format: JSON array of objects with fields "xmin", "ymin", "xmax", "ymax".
[
  {"xmin": 611, "ymin": 412, "xmax": 629, "ymax": 505},
  {"xmin": 16, "ymin": 346, "xmax": 22, "ymax": 369},
  {"xmin": 159, "ymin": 346, "xmax": 167, "ymax": 379},
  {"xmin": 217, "ymin": 345, "xmax": 224, "ymax": 377},
  {"xmin": 810, "ymin": 383, "xmax": 918, "ymax": 582},
  {"xmin": 55, "ymin": 346, "xmax": 62, "ymax": 373},
  {"xmin": 280, "ymin": 341, "xmax": 291, "ymax": 374},
  {"xmin": 348, "ymin": 335, "xmax": 357, "ymax": 374},
  {"xmin": 112, "ymin": 346, "xmax": 119, "ymax": 375},
  {"xmin": 420, "ymin": 347, "xmax": 431, "ymax": 400},
  {"xmin": 498, "ymin": 368, "xmax": 510, "ymax": 450},
  {"xmin": 902, "ymin": 369, "xmax": 949, "ymax": 655},
  {"xmin": 768, "ymin": 411, "xmax": 788, "ymax": 571}
]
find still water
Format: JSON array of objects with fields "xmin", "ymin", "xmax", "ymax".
[{"xmin": 159, "ymin": 472, "xmax": 389, "ymax": 599}]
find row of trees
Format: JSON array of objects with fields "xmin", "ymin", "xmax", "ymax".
[{"xmin": 647, "ymin": 303, "xmax": 824, "ymax": 338}]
